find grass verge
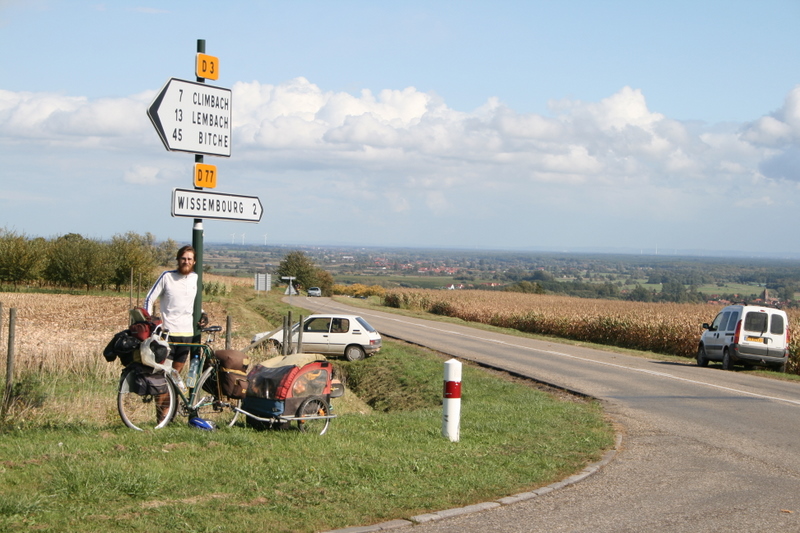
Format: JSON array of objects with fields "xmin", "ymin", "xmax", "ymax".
[{"xmin": 0, "ymin": 340, "xmax": 614, "ymax": 532}]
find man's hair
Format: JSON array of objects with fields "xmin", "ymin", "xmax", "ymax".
[{"xmin": 176, "ymin": 245, "xmax": 195, "ymax": 261}]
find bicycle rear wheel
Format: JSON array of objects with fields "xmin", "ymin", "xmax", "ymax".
[
  {"xmin": 118, "ymin": 367, "xmax": 177, "ymax": 431},
  {"xmin": 191, "ymin": 366, "xmax": 240, "ymax": 428}
]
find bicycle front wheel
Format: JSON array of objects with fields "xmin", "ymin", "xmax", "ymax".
[
  {"xmin": 191, "ymin": 366, "xmax": 240, "ymax": 428},
  {"xmin": 118, "ymin": 367, "xmax": 177, "ymax": 431}
]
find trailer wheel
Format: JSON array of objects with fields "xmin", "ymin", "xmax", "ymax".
[{"xmin": 296, "ymin": 396, "xmax": 330, "ymax": 435}]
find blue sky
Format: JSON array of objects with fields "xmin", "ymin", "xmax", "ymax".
[{"xmin": 2, "ymin": 1, "xmax": 800, "ymax": 255}]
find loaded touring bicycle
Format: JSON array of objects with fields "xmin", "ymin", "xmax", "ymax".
[{"xmin": 107, "ymin": 309, "xmax": 342, "ymax": 433}]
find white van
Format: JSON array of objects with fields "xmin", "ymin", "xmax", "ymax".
[
  {"xmin": 698, "ymin": 304, "xmax": 790, "ymax": 371},
  {"xmin": 252, "ymin": 314, "xmax": 382, "ymax": 361}
]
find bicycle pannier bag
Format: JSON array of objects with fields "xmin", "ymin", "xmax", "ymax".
[
  {"xmin": 215, "ymin": 350, "xmax": 250, "ymax": 399},
  {"xmin": 128, "ymin": 364, "xmax": 169, "ymax": 396}
]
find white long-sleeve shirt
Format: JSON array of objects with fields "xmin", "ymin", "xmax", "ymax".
[{"xmin": 144, "ymin": 270, "xmax": 198, "ymax": 336}]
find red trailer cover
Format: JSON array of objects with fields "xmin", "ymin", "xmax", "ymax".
[{"xmin": 246, "ymin": 354, "xmax": 331, "ymax": 400}]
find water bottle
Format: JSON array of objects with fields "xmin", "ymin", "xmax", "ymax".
[
  {"xmin": 169, "ymin": 368, "xmax": 188, "ymax": 395},
  {"xmin": 186, "ymin": 354, "xmax": 201, "ymax": 388}
]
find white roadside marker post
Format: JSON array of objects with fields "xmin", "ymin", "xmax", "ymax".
[{"xmin": 442, "ymin": 359, "xmax": 462, "ymax": 442}]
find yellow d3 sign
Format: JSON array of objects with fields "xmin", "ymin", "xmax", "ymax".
[
  {"xmin": 196, "ymin": 53, "xmax": 219, "ymax": 80},
  {"xmin": 194, "ymin": 163, "xmax": 217, "ymax": 188}
]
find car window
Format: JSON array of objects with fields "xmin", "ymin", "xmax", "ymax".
[
  {"xmin": 304, "ymin": 317, "xmax": 331, "ymax": 333},
  {"xmin": 356, "ymin": 317, "xmax": 376, "ymax": 332},
  {"xmin": 743, "ymin": 312, "xmax": 768, "ymax": 334},
  {"xmin": 330, "ymin": 318, "xmax": 349, "ymax": 333},
  {"xmin": 718, "ymin": 311, "xmax": 731, "ymax": 331},
  {"xmin": 709, "ymin": 313, "xmax": 724, "ymax": 332},
  {"xmin": 770, "ymin": 314, "xmax": 785, "ymax": 335},
  {"xmin": 725, "ymin": 311, "xmax": 740, "ymax": 331}
]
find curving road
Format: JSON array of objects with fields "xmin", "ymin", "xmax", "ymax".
[{"xmin": 298, "ymin": 297, "xmax": 800, "ymax": 532}]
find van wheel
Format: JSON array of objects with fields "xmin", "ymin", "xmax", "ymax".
[
  {"xmin": 696, "ymin": 346, "xmax": 709, "ymax": 367},
  {"xmin": 722, "ymin": 349, "xmax": 735, "ymax": 371},
  {"xmin": 344, "ymin": 345, "xmax": 365, "ymax": 362}
]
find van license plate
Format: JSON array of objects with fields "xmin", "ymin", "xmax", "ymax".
[{"xmin": 745, "ymin": 336, "xmax": 765, "ymax": 343}]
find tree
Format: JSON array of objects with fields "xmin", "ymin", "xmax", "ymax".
[
  {"xmin": 44, "ymin": 233, "xmax": 86, "ymax": 287},
  {"xmin": 277, "ymin": 251, "xmax": 317, "ymax": 290},
  {"xmin": 315, "ymin": 268, "xmax": 334, "ymax": 296},
  {"xmin": 44, "ymin": 234, "xmax": 112, "ymax": 291},
  {"xmin": 154, "ymin": 237, "xmax": 179, "ymax": 267},
  {"xmin": 659, "ymin": 279, "xmax": 688, "ymax": 303},
  {"xmin": 109, "ymin": 232, "xmax": 158, "ymax": 291},
  {"xmin": 0, "ymin": 229, "xmax": 46, "ymax": 288},
  {"xmin": 627, "ymin": 284, "xmax": 653, "ymax": 302}
]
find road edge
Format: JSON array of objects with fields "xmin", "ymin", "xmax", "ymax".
[
  {"xmin": 323, "ymin": 338, "xmax": 623, "ymax": 533},
  {"xmin": 323, "ymin": 432, "xmax": 621, "ymax": 533}
]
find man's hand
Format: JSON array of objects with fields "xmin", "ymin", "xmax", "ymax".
[{"xmin": 198, "ymin": 312, "xmax": 209, "ymax": 328}]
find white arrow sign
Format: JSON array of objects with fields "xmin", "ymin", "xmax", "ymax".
[
  {"xmin": 171, "ymin": 188, "xmax": 262, "ymax": 223},
  {"xmin": 148, "ymin": 78, "xmax": 232, "ymax": 157}
]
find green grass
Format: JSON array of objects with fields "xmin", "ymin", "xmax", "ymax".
[{"xmin": 0, "ymin": 341, "xmax": 614, "ymax": 532}]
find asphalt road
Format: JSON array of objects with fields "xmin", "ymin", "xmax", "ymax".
[{"xmin": 298, "ymin": 297, "xmax": 800, "ymax": 532}]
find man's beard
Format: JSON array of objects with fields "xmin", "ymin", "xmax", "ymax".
[{"xmin": 178, "ymin": 263, "xmax": 194, "ymax": 275}]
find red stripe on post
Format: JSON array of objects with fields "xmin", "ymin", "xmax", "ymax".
[{"xmin": 444, "ymin": 380, "xmax": 461, "ymax": 399}]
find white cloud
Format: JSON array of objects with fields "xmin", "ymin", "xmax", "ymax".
[
  {"xmin": 123, "ymin": 165, "xmax": 161, "ymax": 184},
  {"xmin": 4, "ymin": 80, "xmax": 800, "ymax": 250}
]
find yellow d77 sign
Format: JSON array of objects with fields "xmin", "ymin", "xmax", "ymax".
[
  {"xmin": 196, "ymin": 53, "xmax": 219, "ymax": 80},
  {"xmin": 194, "ymin": 163, "xmax": 217, "ymax": 188}
]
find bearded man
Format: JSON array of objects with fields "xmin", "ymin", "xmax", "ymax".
[{"xmin": 144, "ymin": 245, "xmax": 205, "ymax": 372}]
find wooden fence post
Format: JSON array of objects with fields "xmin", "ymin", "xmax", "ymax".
[
  {"xmin": 2, "ymin": 308, "xmax": 17, "ymax": 420},
  {"xmin": 225, "ymin": 315, "xmax": 232, "ymax": 350}
]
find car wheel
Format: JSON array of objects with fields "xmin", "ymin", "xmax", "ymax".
[
  {"xmin": 269, "ymin": 340, "xmax": 282, "ymax": 354},
  {"xmin": 696, "ymin": 345, "xmax": 709, "ymax": 367},
  {"xmin": 344, "ymin": 345, "xmax": 365, "ymax": 362},
  {"xmin": 722, "ymin": 349, "xmax": 735, "ymax": 371}
]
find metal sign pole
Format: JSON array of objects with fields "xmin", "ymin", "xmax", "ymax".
[{"xmin": 192, "ymin": 38, "xmax": 206, "ymax": 336}]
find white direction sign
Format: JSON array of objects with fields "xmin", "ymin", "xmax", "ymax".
[
  {"xmin": 171, "ymin": 188, "xmax": 262, "ymax": 223},
  {"xmin": 148, "ymin": 78, "xmax": 232, "ymax": 157}
]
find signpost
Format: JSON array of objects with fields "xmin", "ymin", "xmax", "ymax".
[
  {"xmin": 171, "ymin": 188, "xmax": 263, "ymax": 222},
  {"xmin": 147, "ymin": 77, "xmax": 232, "ymax": 157},
  {"xmin": 146, "ymin": 39, "xmax": 264, "ymax": 338}
]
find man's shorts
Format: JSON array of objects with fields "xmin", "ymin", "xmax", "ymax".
[{"xmin": 169, "ymin": 334, "xmax": 200, "ymax": 364}]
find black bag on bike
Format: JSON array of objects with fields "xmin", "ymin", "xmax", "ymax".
[
  {"xmin": 213, "ymin": 350, "xmax": 250, "ymax": 399},
  {"xmin": 127, "ymin": 363, "xmax": 169, "ymax": 396},
  {"xmin": 103, "ymin": 330, "xmax": 141, "ymax": 366}
]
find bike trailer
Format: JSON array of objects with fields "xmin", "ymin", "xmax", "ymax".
[{"xmin": 240, "ymin": 353, "xmax": 337, "ymax": 429}]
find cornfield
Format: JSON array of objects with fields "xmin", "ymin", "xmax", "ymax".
[
  {"xmin": 0, "ymin": 292, "xmax": 230, "ymax": 380},
  {"xmin": 384, "ymin": 289, "xmax": 800, "ymax": 373}
]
